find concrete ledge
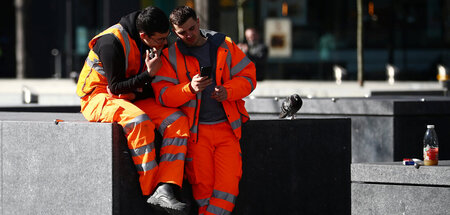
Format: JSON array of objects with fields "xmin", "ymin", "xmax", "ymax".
[
  {"xmin": 0, "ymin": 112, "xmax": 351, "ymax": 214},
  {"xmin": 1, "ymin": 118, "xmax": 114, "ymax": 214},
  {"xmin": 245, "ymin": 97, "xmax": 450, "ymax": 162},
  {"xmin": 351, "ymin": 161, "xmax": 450, "ymax": 186},
  {"xmin": 370, "ymin": 90, "xmax": 446, "ymax": 96},
  {"xmin": 351, "ymin": 161, "xmax": 450, "ymax": 215},
  {"xmin": 0, "ymin": 105, "xmax": 81, "ymax": 113},
  {"xmin": 0, "ymin": 112, "xmax": 154, "ymax": 215},
  {"xmin": 245, "ymin": 96, "xmax": 450, "ymax": 116},
  {"xmin": 0, "ymin": 111, "xmax": 85, "ymax": 121}
]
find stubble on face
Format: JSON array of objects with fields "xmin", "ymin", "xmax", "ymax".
[{"xmin": 172, "ymin": 18, "xmax": 206, "ymax": 47}]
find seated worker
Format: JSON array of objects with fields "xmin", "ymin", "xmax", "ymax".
[
  {"xmin": 76, "ymin": 6, "xmax": 189, "ymax": 214},
  {"xmin": 152, "ymin": 6, "xmax": 257, "ymax": 215}
]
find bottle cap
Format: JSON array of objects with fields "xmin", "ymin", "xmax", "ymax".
[{"xmin": 427, "ymin": 125, "xmax": 435, "ymax": 128}]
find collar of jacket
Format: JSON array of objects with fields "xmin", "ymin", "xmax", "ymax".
[
  {"xmin": 119, "ymin": 10, "xmax": 144, "ymax": 48},
  {"xmin": 176, "ymin": 29, "xmax": 226, "ymax": 56}
]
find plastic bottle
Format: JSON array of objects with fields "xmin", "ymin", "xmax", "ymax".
[{"xmin": 423, "ymin": 125, "xmax": 439, "ymax": 166}]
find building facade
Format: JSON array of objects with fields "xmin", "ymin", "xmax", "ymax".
[{"xmin": 1, "ymin": 0, "xmax": 449, "ymax": 81}]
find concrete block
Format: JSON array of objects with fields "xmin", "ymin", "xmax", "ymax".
[
  {"xmin": 236, "ymin": 118, "xmax": 351, "ymax": 214},
  {"xmin": 351, "ymin": 161, "xmax": 450, "ymax": 215},
  {"xmin": 370, "ymin": 90, "xmax": 446, "ymax": 96},
  {"xmin": 352, "ymin": 183, "xmax": 450, "ymax": 215},
  {"xmin": 1, "ymin": 120, "xmax": 113, "ymax": 215},
  {"xmin": 0, "ymin": 105, "xmax": 81, "ymax": 113},
  {"xmin": 351, "ymin": 161, "xmax": 450, "ymax": 186},
  {"xmin": 0, "ymin": 112, "xmax": 154, "ymax": 215},
  {"xmin": 0, "ymin": 111, "xmax": 85, "ymax": 121},
  {"xmin": 0, "ymin": 112, "xmax": 352, "ymax": 214},
  {"xmin": 245, "ymin": 97, "xmax": 450, "ymax": 162}
]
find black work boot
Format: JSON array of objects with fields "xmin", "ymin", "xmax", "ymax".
[{"xmin": 147, "ymin": 183, "xmax": 187, "ymax": 215}]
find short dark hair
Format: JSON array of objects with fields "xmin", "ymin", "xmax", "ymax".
[
  {"xmin": 169, "ymin": 6, "xmax": 197, "ymax": 26},
  {"xmin": 136, "ymin": 6, "xmax": 169, "ymax": 36}
]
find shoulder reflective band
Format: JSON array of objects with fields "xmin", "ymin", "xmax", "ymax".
[
  {"xmin": 230, "ymin": 56, "xmax": 251, "ymax": 77},
  {"xmin": 85, "ymin": 56, "xmax": 105, "ymax": 76}
]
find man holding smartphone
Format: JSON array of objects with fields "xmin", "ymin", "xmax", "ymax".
[
  {"xmin": 76, "ymin": 6, "xmax": 188, "ymax": 214},
  {"xmin": 152, "ymin": 6, "xmax": 257, "ymax": 214}
]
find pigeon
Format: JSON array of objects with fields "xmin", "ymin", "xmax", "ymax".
[{"xmin": 279, "ymin": 94, "xmax": 303, "ymax": 120}]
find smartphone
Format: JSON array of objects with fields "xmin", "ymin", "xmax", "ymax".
[
  {"xmin": 148, "ymin": 49, "xmax": 161, "ymax": 59},
  {"xmin": 200, "ymin": 66, "xmax": 212, "ymax": 77}
]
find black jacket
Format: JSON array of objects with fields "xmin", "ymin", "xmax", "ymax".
[{"xmin": 93, "ymin": 11, "xmax": 154, "ymax": 100}]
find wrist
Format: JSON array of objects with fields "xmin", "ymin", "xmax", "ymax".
[
  {"xmin": 188, "ymin": 83, "xmax": 198, "ymax": 94},
  {"xmin": 147, "ymin": 68, "xmax": 154, "ymax": 77}
]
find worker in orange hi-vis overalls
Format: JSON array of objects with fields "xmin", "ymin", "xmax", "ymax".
[
  {"xmin": 76, "ymin": 6, "xmax": 189, "ymax": 214},
  {"xmin": 152, "ymin": 6, "xmax": 256, "ymax": 215}
]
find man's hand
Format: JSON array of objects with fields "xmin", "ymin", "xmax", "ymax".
[
  {"xmin": 190, "ymin": 74, "xmax": 212, "ymax": 94},
  {"xmin": 107, "ymin": 86, "xmax": 136, "ymax": 100},
  {"xmin": 145, "ymin": 48, "xmax": 162, "ymax": 77},
  {"xmin": 211, "ymin": 85, "xmax": 227, "ymax": 102}
]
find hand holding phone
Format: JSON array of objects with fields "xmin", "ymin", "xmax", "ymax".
[
  {"xmin": 148, "ymin": 49, "xmax": 156, "ymax": 59},
  {"xmin": 146, "ymin": 48, "xmax": 162, "ymax": 77},
  {"xmin": 190, "ymin": 74, "xmax": 213, "ymax": 93},
  {"xmin": 148, "ymin": 48, "xmax": 160, "ymax": 59}
]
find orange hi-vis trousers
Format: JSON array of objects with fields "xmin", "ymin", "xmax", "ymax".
[
  {"xmin": 80, "ymin": 92, "xmax": 189, "ymax": 196},
  {"xmin": 185, "ymin": 121, "xmax": 242, "ymax": 215}
]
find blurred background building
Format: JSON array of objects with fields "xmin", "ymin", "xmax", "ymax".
[{"xmin": 1, "ymin": 0, "xmax": 449, "ymax": 81}]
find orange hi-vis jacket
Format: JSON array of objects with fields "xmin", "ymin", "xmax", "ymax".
[
  {"xmin": 152, "ymin": 30, "xmax": 257, "ymax": 143},
  {"xmin": 76, "ymin": 23, "xmax": 141, "ymax": 97}
]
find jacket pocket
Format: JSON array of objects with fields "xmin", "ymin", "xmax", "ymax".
[{"xmin": 236, "ymin": 99, "xmax": 249, "ymax": 123}]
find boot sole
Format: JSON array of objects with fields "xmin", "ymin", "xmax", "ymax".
[{"xmin": 148, "ymin": 196, "xmax": 187, "ymax": 215}]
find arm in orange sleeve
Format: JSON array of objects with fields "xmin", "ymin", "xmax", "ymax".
[
  {"xmin": 151, "ymin": 53, "xmax": 196, "ymax": 107},
  {"xmin": 222, "ymin": 39, "xmax": 257, "ymax": 101}
]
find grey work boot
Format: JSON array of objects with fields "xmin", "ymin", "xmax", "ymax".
[{"xmin": 147, "ymin": 183, "xmax": 187, "ymax": 215}]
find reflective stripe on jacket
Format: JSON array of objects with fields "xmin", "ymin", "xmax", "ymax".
[
  {"xmin": 76, "ymin": 24, "xmax": 141, "ymax": 97},
  {"xmin": 152, "ymin": 31, "xmax": 257, "ymax": 143}
]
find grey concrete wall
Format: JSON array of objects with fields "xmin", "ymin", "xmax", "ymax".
[
  {"xmin": 236, "ymin": 118, "xmax": 351, "ymax": 215},
  {"xmin": 352, "ymin": 183, "xmax": 450, "ymax": 215},
  {"xmin": 0, "ymin": 117, "xmax": 113, "ymax": 215},
  {"xmin": 351, "ymin": 161, "xmax": 450, "ymax": 215},
  {"xmin": 351, "ymin": 162, "xmax": 450, "ymax": 185},
  {"xmin": 245, "ymin": 97, "xmax": 450, "ymax": 163},
  {"xmin": 0, "ymin": 112, "xmax": 156, "ymax": 215},
  {"xmin": 0, "ymin": 112, "xmax": 352, "ymax": 215}
]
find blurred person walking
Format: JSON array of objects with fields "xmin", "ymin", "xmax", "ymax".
[{"xmin": 237, "ymin": 28, "xmax": 268, "ymax": 81}]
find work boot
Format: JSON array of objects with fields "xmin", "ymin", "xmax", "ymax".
[{"xmin": 147, "ymin": 183, "xmax": 187, "ymax": 215}]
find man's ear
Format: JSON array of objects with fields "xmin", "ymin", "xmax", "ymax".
[{"xmin": 139, "ymin": 32, "xmax": 146, "ymax": 40}]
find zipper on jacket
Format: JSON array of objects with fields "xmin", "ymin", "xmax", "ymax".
[{"xmin": 193, "ymin": 93, "xmax": 200, "ymax": 143}]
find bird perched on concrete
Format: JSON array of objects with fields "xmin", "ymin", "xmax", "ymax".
[{"xmin": 279, "ymin": 94, "xmax": 303, "ymax": 120}]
